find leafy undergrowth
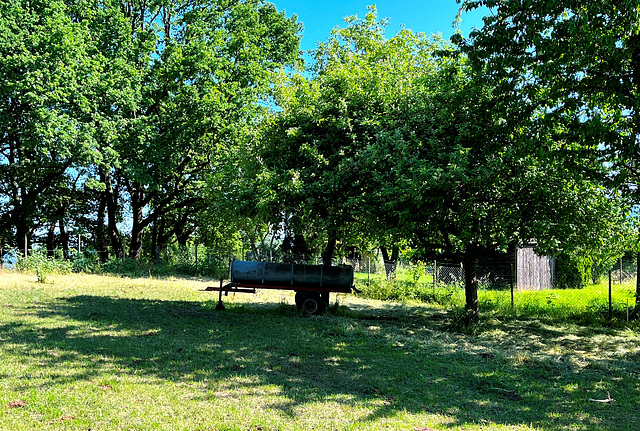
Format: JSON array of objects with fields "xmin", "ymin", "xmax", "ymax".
[{"xmin": 0, "ymin": 271, "xmax": 638, "ymax": 430}]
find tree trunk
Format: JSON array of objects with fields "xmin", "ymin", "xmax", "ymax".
[
  {"xmin": 633, "ymin": 38, "xmax": 640, "ymax": 317},
  {"xmin": 58, "ymin": 218, "xmax": 69, "ymax": 259},
  {"xmin": 463, "ymin": 245, "xmax": 480, "ymax": 325},
  {"xmin": 129, "ymin": 182, "xmax": 145, "ymax": 261},
  {"xmin": 322, "ymin": 229, "xmax": 337, "ymax": 266},
  {"xmin": 46, "ymin": 224, "xmax": 56, "ymax": 258},
  {"xmin": 151, "ymin": 221, "xmax": 158, "ymax": 264},
  {"xmin": 175, "ymin": 224, "xmax": 191, "ymax": 247},
  {"xmin": 15, "ymin": 216, "xmax": 29, "ymax": 256},
  {"xmin": 95, "ymin": 191, "xmax": 108, "ymax": 262},
  {"xmin": 102, "ymin": 170, "xmax": 122, "ymax": 258},
  {"xmin": 634, "ymin": 251, "xmax": 640, "ymax": 316},
  {"xmin": 157, "ymin": 216, "xmax": 169, "ymax": 257},
  {"xmin": 380, "ymin": 245, "xmax": 399, "ymax": 279}
]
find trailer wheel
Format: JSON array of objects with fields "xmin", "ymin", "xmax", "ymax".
[{"xmin": 295, "ymin": 292, "xmax": 326, "ymax": 316}]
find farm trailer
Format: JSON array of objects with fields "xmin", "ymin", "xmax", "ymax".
[{"xmin": 205, "ymin": 260, "xmax": 357, "ymax": 315}]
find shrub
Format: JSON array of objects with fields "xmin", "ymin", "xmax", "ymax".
[
  {"xmin": 15, "ymin": 250, "xmax": 71, "ymax": 283},
  {"xmin": 358, "ymin": 278, "xmax": 462, "ymax": 306},
  {"xmin": 555, "ymin": 252, "xmax": 592, "ymax": 289},
  {"xmin": 69, "ymin": 250, "xmax": 101, "ymax": 273},
  {"xmin": 102, "ymin": 257, "xmax": 146, "ymax": 276}
]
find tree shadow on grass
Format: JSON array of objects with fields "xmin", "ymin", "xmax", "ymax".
[{"xmin": 1, "ymin": 295, "xmax": 638, "ymax": 430}]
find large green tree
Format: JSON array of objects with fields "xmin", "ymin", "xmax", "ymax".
[
  {"xmin": 255, "ymin": 7, "xmax": 625, "ymax": 323},
  {"xmin": 366, "ymin": 53, "xmax": 625, "ymax": 322},
  {"xmin": 99, "ymin": 0, "xmax": 301, "ymax": 260},
  {"xmin": 0, "ymin": 0, "xmax": 105, "ymax": 251},
  {"xmin": 254, "ymin": 8, "xmax": 439, "ymax": 265},
  {"xmin": 0, "ymin": 0, "xmax": 301, "ymax": 260},
  {"xmin": 458, "ymin": 0, "xmax": 640, "ymax": 311}
]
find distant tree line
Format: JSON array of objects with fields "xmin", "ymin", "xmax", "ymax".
[{"xmin": 0, "ymin": 0, "xmax": 301, "ymax": 261}]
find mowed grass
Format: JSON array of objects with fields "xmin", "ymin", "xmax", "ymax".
[{"xmin": 0, "ymin": 271, "xmax": 639, "ymax": 430}]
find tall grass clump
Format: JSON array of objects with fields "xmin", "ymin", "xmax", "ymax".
[{"xmin": 357, "ymin": 274, "xmax": 637, "ymax": 326}]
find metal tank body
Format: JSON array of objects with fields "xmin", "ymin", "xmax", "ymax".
[{"xmin": 230, "ymin": 260, "xmax": 353, "ymax": 292}]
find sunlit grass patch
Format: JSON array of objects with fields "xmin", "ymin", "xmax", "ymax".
[{"xmin": 356, "ymin": 270, "xmax": 637, "ymax": 327}]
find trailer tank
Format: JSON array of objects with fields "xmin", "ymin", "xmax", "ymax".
[
  {"xmin": 229, "ymin": 260, "xmax": 354, "ymax": 292},
  {"xmin": 206, "ymin": 260, "xmax": 355, "ymax": 315}
]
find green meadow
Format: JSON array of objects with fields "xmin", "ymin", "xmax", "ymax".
[{"xmin": 0, "ymin": 271, "xmax": 638, "ymax": 430}]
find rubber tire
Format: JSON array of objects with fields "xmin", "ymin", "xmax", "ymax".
[{"xmin": 295, "ymin": 292, "xmax": 326, "ymax": 316}]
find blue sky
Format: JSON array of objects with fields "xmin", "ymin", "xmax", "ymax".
[{"xmin": 271, "ymin": 0, "xmax": 489, "ymax": 52}]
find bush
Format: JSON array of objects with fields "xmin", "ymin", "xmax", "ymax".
[
  {"xmin": 69, "ymin": 250, "xmax": 101, "ymax": 273},
  {"xmin": 555, "ymin": 252, "xmax": 592, "ymax": 289},
  {"xmin": 15, "ymin": 250, "xmax": 71, "ymax": 282},
  {"xmin": 358, "ymin": 278, "xmax": 462, "ymax": 306},
  {"xmin": 102, "ymin": 257, "xmax": 147, "ymax": 276}
]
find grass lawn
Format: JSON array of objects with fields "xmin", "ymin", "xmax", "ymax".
[{"xmin": 0, "ymin": 271, "xmax": 638, "ymax": 430}]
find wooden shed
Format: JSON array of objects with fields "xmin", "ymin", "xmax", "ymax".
[{"xmin": 515, "ymin": 245, "xmax": 555, "ymax": 290}]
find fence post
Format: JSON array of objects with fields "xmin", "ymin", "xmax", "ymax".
[
  {"xmin": 608, "ymin": 270, "xmax": 612, "ymax": 319},
  {"xmin": 367, "ymin": 257, "xmax": 370, "ymax": 285},
  {"xmin": 510, "ymin": 263, "xmax": 515, "ymax": 308},
  {"xmin": 433, "ymin": 260, "xmax": 437, "ymax": 291},
  {"xmin": 0, "ymin": 239, "xmax": 3, "ymax": 271},
  {"xmin": 24, "ymin": 234, "xmax": 28, "ymax": 257}
]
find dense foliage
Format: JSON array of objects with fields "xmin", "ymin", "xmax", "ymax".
[
  {"xmin": 0, "ymin": 0, "xmax": 301, "ymax": 260},
  {"xmin": 249, "ymin": 7, "xmax": 629, "ymax": 322},
  {"xmin": 458, "ymin": 0, "xmax": 640, "ymax": 311}
]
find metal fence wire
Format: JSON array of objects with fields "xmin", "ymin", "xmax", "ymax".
[
  {"xmin": 3, "ymin": 244, "xmax": 637, "ymax": 318},
  {"xmin": 347, "ymin": 256, "xmax": 637, "ymax": 318}
]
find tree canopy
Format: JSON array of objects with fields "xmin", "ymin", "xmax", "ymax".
[
  {"xmin": 248, "ymin": 7, "xmax": 629, "ymax": 321},
  {"xmin": 250, "ymin": 8, "xmax": 442, "ymax": 265},
  {"xmin": 0, "ymin": 0, "xmax": 105, "ymax": 250},
  {"xmin": 0, "ymin": 0, "xmax": 301, "ymax": 260}
]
